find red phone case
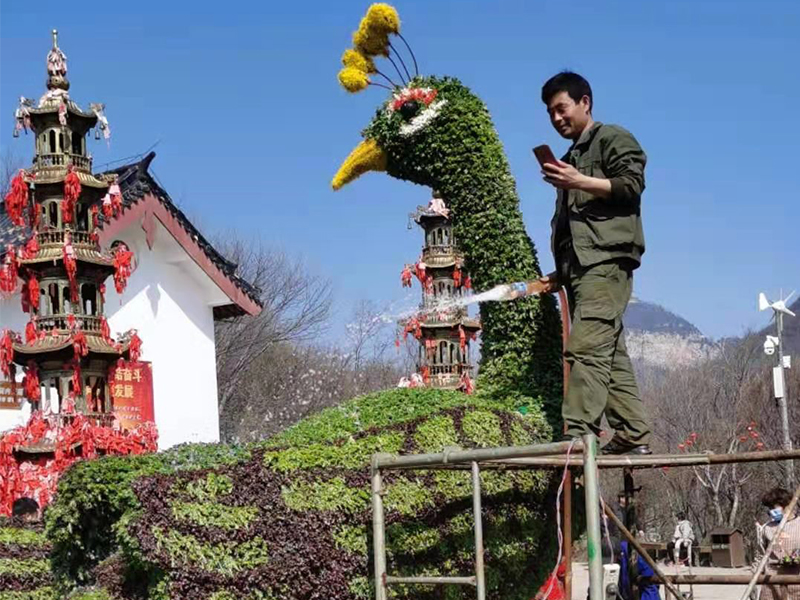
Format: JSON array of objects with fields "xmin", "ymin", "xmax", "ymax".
[{"xmin": 533, "ymin": 145, "xmax": 558, "ymax": 167}]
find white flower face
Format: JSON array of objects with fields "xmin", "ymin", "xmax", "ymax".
[
  {"xmin": 399, "ymin": 100, "xmax": 447, "ymax": 137},
  {"xmin": 386, "ymin": 87, "xmax": 447, "ymax": 138}
]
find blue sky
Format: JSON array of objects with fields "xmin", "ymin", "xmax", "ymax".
[{"xmin": 2, "ymin": 0, "xmax": 798, "ymax": 340}]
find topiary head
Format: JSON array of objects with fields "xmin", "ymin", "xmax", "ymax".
[{"xmin": 331, "ymin": 6, "xmax": 496, "ymax": 191}]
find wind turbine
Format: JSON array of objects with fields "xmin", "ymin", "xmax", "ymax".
[
  {"xmin": 758, "ymin": 289, "xmax": 796, "ymax": 486},
  {"xmin": 759, "ymin": 291, "xmax": 796, "ymax": 317}
]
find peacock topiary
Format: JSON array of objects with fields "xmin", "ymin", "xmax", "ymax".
[
  {"xmin": 43, "ymin": 5, "xmax": 568, "ymax": 599},
  {"xmin": 332, "ymin": 11, "xmax": 563, "ymax": 415}
]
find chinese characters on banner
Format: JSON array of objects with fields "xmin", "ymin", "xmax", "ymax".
[
  {"xmin": 0, "ymin": 381, "xmax": 24, "ymax": 410},
  {"xmin": 109, "ymin": 361, "xmax": 154, "ymax": 431}
]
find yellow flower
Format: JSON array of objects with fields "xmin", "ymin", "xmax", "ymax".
[
  {"xmin": 341, "ymin": 49, "xmax": 376, "ymax": 74},
  {"xmin": 365, "ymin": 3, "xmax": 400, "ymax": 34},
  {"xmin": 353, "ymin": 17, "xmax": 390, "ymax": 57},
  {"xmin": 338, "ymin": 67, "xmax": 370, "ymax": 93}
]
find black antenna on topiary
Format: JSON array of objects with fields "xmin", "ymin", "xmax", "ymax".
[{"xmin": 396, "ymin": 33, "xmax": 419, "ymax": 77}]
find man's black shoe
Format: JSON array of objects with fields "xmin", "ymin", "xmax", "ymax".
[{"xmin": 601, "ymin": 437, "xmax": 652, "ymax": 456}]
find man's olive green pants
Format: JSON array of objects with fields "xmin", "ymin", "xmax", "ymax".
[{"xmin": 562, "ymin": 258, "xmax": 651, "ymax": 444}]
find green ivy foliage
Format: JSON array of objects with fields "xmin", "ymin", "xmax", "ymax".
[{"xmin": 363, "ymin": 76, "xmax": 564, "ymax": 423}]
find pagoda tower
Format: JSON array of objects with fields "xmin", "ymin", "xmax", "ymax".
[
  {"xmin": 0, "ymin": 32, "xmax": 153, "ymax": 514},
  {"xmin": 400, "ymin": 193, "xmax": 480, "ymax": 391}
]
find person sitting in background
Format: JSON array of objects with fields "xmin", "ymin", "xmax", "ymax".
[
  {"xmin": 672, "ymin": 512, "xmax": 695, "ymax": 566},
  {"xmin": 760, "ymin": 487, "xmax": 800, "ymax": 600},
  {"xmin": 11, "ymin": 497, "xmax": 40, "ymax": 522}
]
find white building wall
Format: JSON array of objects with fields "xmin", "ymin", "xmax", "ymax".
[
  {"xmin": 0, "ymin": 294, "xmax": 32, "ymax": 432},
  {"xmin": 105, "ymin": 222, "xmax": 223, "ymax": 449},
  {"xmin": 0, "ymin": 218, "xmax": 228, "ymax": 449}
]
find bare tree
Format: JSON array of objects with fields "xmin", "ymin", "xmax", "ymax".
[
  {"xmin": 220, "ymin": 299, "xmax": 407, "ymax": 443},
  {"xmin": 1, "ymin": 150, "xmax": 24, "ymax": 198},
  {"xmin": 633, "ymin": 330, "xmax": 796, "ymax": 556},
  {"xmin": 213, "ymin": 234, "xmax": 333, "ymax": 416}
]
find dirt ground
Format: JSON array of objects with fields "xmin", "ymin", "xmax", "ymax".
[{"xmin": 570, "ymin": 562, "xmax": 758, "ymax": 599}]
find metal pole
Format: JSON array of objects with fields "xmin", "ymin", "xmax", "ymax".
[
  {"xmin": 739, "ymin": 481, "xmax": 800, "ymax": 600},
  {"xmin": 602, "ymin": 503, "xmax": 684, "ymax": 600},
  {"xmin": 386, "ymin": 576, "xmax": 476, "ymax": 585},
  {"xmin": 558, "ymin": 287, "xmax": 573, "ymax": 600},
  {"xmin": 371, "ymin": 458, "xmax": 387, "ymax": 600},
  {"xmin": 493, "ymin": 447, "xmax": 800, "ymax": 469},
  {"xmin": 583, "ymin": 433, "xmax": 603, "ymax": 600},
  {"xmin": 374, "ymin": 439, "xmax": 583, "ymax": 469},
  {"xmin": 563, "ymin": 470, "xmax": 573, "ymax": 600},
  {"xmin": 665, "ymin": 574, "xmax": 800, "ymax": 585},
  {"xmin": 471, "ymin": 462, "xmax": 486, "ymax": 600},
  {"xmin": 776, "ymin": 311, "xmax": 796, "ymax": 487}
]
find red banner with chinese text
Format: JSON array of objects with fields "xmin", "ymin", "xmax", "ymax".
[{"xmin": 109, "ymin": 361, "xmax": 155, "ymax": 431}]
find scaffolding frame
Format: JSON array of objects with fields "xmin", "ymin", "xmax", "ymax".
[
  {"xmin": 370, "ymin": 435, "xmax": 605, "ymax": 600},
  {"xmin": 370, "ymin": 439, "xmax": 800, "ymax": 600}
]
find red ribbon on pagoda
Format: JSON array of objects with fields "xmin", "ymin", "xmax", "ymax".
[
  {"xmin": 400, "ymin": 264, "xmax": 413, "ymax": 288},
  {"xmin": 0, "ymin": 247, "xmax": 19, "ymax": 294},
  {"xmin": 0, "ymin": 330, "xmax": 15, "ymax": 378},
  {"xmin": 24, "ymin": 274, "xmax": 39, "ymax": 313},
  {"xmin": 459, "ymin": 371, "xmax": 475, "ymax": 395},
  {"xmin": 63, "ymin": 234, "xmax": 78, "ymax": 302},
  {"xmin": 402, "ymin": 316, "xmax": 423, "ymax": 341},
  {"xmin": 0, "ymin": 411, "xmax": 158, "ymax": 516},
  {"xmin": 72, "ymin": 330, "xmax": 88, "ymax": 359},
  {"xmin": 3, "ymin": 170, "xmax": 29, "ymax": 227},
  {"xmin": 21, "ymin": 236, "xmax": 39, "ymax": 260},
  {"xmin": 62, "ymin": 166, "xmax": 81, "ymax": 225},
  {"xmin": 127, "ymin": 331, "xmax": 142, "ymax": 362},
  {"xmin": 113, "ymin": 244, "xmax": 134, "ymax": 294},
  {"xmin": 22, "ymin": 361, "xmax": 40, "ymax": 401}
]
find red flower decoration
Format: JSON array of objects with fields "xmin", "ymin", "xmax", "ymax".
[{"xmin": 390, "ymin": 87, "xmax": 438, "ymax": 112}]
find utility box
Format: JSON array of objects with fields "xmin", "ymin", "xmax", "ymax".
[{"xmin": 709, "ymin": 527, "xmax": 746, "ymax": 567}]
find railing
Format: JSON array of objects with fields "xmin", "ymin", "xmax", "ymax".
[
  {"xmin": 422, "ymin": 244, "xmax": 461, "ymax": 259},
  {"xmin": 419, "ymin": 308, "xmax": 468, "ymax": 325},
  {"xmin": 428, "ymin": 363, "xmax": 471, "ymax": 377},
  {"xmin": 37, "ymin": 229, "xmax": 94, "ymax": 247},
  {"xmin": 37, "ymin": 314, "xmax": 103, "ymax": 333},
  {"xmin": 34, "ymin": 152, "xmax": 92, "ymax": 171},
  {"xmin": 50, "ymin": 412, "xmax": 115, "ymax": 429}
]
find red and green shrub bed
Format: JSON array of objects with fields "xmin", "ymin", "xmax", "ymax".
[
  {"xmin": 106, "ymin": 388, "xmax": 560, "ymax": 599},
  {"xmin": 0, "ymin": 518, "xmax": 55, "ymax": 600}
]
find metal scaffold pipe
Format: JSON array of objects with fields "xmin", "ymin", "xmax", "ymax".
[
  {"xmin": 582, "ymin": 434, "xmax": 603, "ymax": 600},
  {"xmin": 373, "ymin": 440, "xmax": 584, "ymax": 469}
]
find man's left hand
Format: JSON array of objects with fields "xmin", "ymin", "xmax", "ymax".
[{"xmin": 542, "ymin": 160, "xmax": 586, "ymax": 190}]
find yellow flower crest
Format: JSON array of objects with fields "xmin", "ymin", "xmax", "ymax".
[
  {"xmin": 365, "ymin": 3, "xmax": 400, "ymax": 34},
  {"xmin": 338, "ymin": 67, "xmax": 370, "ymax": 93},
  {"xmin": 341, "ymin": 49, "xmax": 376, "ymax": 74},
  {"xmin": 353, "ymin": 16, "xmax": 390, "ymax": 57}
]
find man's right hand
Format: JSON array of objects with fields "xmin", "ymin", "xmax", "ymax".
[{"xmin": 537, "ymin": 271, "xmax": 561, "ymax": 294}]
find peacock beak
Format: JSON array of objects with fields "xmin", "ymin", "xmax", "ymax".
[{"xmin": 331, "ymin": 138, "xmax": 387, "ymax": 190}]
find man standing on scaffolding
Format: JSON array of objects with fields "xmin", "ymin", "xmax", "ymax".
[{"xmin": 536, "ymin": 71, "xmax": 652, "ymax": 455}]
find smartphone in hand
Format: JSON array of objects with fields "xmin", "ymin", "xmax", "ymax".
[{"xmin": 532, "ymin": 145, "xmax": 558, "ymax": 168}]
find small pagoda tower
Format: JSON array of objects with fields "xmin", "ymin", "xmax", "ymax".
[
  {"xmin": 1, "ymin": 32, "xmax": 140, "ymax": 432},
  {"xmin": 399, "ymin": 192, "xmax": 480, "ymax": 391}
]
